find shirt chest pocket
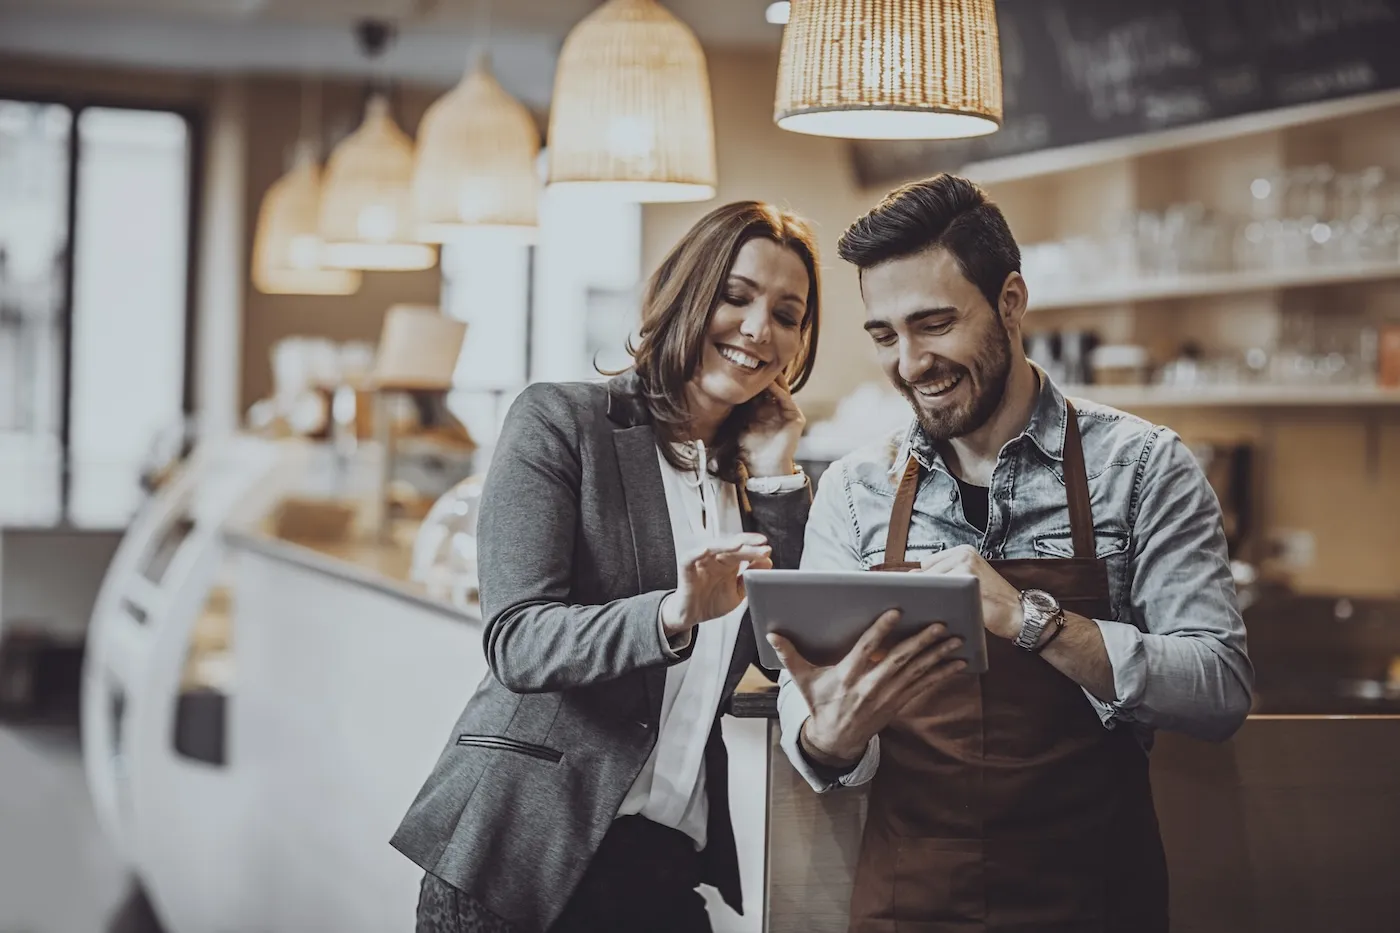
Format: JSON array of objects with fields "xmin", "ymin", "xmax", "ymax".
[
  {"xmin": 859, "ymin": 540, "xmax": 945, "ymax": 570},
  {"xmin": 1032, "ymin": 531, "xmax": 1130, "ymax": 618},
  {"xmin": 1031, "ymin": 531, "xmax": 1128, "ymax": 560}
]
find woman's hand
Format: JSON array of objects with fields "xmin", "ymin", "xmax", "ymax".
[
  {"xmin": 738, "ymin": 372, "xmax": 806, "ymax": 478},
  {"xmin": 660, "ymin": 533, "xmax": 773, "ymax": 638}
]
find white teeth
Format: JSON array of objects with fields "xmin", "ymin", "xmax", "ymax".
[
  {"xmin": 916, "ymin": 374, "xmax": 962, "ymax": 396},
  {"xmin": 718, "ymin": 345, "xmax": 764, "ymax": 371}
]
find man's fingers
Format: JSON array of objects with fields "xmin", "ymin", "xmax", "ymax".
[
  {"xmin": 919, "ymin": 552, "xmax": 959, "ymax": 573},
  {"xmin": 846, "ymin": 609, "xmax": 903, "ymax": 670},
  {"xmin": 873, "ymin": 623, "xmax": 951, "ymax": 673},
  {"xmin": 897, "ymin": 635, "xmax": 965, "ymax": 682},
  {"xmin": 895, "ymin": 658, "xmax": 970, "ymax": 714},
  {"xmin": 766, "ymin": 632, "xmax": 814, "ymax": 677},
  {"xmin": 881, "ymin": 635, "xmax": 970, "ymax": 706},
  {"xmin": 920, "ymin": 544, "xmax": 978, "ymax": 573}
]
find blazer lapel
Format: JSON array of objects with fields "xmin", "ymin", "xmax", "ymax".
[{"xmin": 613, "ymin": 424, "xmax": 677, "ymax": 713}]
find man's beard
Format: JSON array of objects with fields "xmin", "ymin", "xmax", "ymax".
[{"xmin": 898, "ymin": 321, "xmax": 1013, "ymax": 443}]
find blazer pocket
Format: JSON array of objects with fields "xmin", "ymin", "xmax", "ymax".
[{"xmin": 456, "ymin": 734, "xmax": 563, "ymax": 763}]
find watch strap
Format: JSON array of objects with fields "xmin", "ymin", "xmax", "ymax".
[
  {"xmin": 1013, "ymin": 614, "xmax": 1047, "ymax": 650},
  {"xmin": 1034, "ymin": 614, "xmax": 1066, "ymax": 653}
]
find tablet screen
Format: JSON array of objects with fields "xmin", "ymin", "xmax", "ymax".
[{"xmin": 745, "ymin": 569, "xmax": 987, "ymax": 673}]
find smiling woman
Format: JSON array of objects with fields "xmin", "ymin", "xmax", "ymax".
[
  {"xmin": 394, "ymin": 200, "xmax": 823, "ymax": 933},
  {"xmin": 628, "ymin": 200, "xmax": 822, "ymax": 483}
]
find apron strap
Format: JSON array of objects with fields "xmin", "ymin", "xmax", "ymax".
[
  {"xmin": 1061, "ymin": 401, "xmax": 1095, "ymax": 560},
  {"xmin": 882, "ymin": 400, "xmax": 1098, "ymax": 565},
  {"xmin": 884, "ymin": 454, "xmax": 922, "ymax": 565}
]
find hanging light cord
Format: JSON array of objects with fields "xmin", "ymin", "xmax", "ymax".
[
  {"xmin": 472, "ymin": 0, "xmax": 494, "ymax": 72},
  {"xmin": 355, "ymin": 18, "xmax": 397, "ymax": 97},
  {"xmin": 298, "ymin": 73, "xmax": 321, "ymax": 152}
]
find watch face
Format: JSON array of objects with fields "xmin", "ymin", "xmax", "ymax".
[{"xmin": 1023, "ymin": 589, "xmax": 1058, "ymax": 617}]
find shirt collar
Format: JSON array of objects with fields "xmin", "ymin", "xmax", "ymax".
[
  {"xmin": 898, "ymin": 362, "xmax": 1068, "ymax": 476},
  {"xmin": 1021, "ymin": 362, "xmax": 1069, "ymax": 463}
]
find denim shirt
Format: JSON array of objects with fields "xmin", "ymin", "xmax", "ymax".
[{"xmin": 778, "ymin": 372, "xmax": 1254, "ymax": 792}]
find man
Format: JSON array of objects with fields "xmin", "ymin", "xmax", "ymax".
[{"xmin": 768, "ymin": 174, "xmax": 1253, "ymax": 932}]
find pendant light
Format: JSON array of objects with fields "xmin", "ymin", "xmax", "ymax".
[
  {"xmin": 412, "ymin": 2, "xmax": 540, "ymax": 242},
  {"xmin": 775, "ymin": 0, "xmax": 1004, "ymax": 140},
  {"xmin": 546, "ymin": 0, "xmax": 716, "ymax": 203},
  {"xmin": 251, "ymin": 78, "xmax": 361, "ymax": 296},
  {"xmin": 319, "ymin": 21, "xmax": 438, "ymax": 271}
]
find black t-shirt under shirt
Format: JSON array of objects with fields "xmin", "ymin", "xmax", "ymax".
[{"xmin": 955, "ymin": 475, "xmax": 990, "ymax": 534}]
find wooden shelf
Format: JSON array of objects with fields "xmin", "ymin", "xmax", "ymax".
[
  {"xmin": 1068, "ymin": 384, "xmax": 1400, "ymax": 409},
  {"xmin": 962, "ymin": 87, "xmax": 1400, "ymax": 186},
  {"xmin": 1030, "ymin": 259, "xmax": 1400, "ymax": 311}
]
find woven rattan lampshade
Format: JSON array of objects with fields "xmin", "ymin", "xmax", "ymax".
[
  {"xmin": 319, "ymin": 93, "xmax": 438, "ymax": 271},
  {"xmin": 775, "ymin": 0, "xmax": 1003, "ymax": 140},
  {"xmin": 412, "ymin": 58, "xmax": 541, "ymax": 243},
  {"xmin": 251, "ymin": 142, "xmax": 363, "ymax": 295},
  {"xmin": 547, "ymin": 0, "xmax": 716, "ymax": 203}
]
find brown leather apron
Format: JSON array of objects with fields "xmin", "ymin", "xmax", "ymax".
[{"xmin": 854, "ymin": 404, "xmax": 1168, "ymax": 933}]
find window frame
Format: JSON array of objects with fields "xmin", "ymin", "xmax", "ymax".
[{"xmin": 0, "ymin": 89, "xmax": 203, "ymax": 528}]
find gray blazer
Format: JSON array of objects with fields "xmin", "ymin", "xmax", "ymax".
[{"xmin": 391, "ymin": 372, "xmax": 811, "ymax": 932}]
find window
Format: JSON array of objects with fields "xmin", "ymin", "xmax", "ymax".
[
  {"xmin": 439, "ymin": 187, "xmax": 641, "ymax": 453},
  {"xmin": 0, "ymin": 100, "xmax": 69, "ymax": 525},
  {"xmin": 0, "ymin": 98, "xmax": 195, "ymax": 528}
]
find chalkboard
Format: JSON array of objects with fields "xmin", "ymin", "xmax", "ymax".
[{"xmin": 851, "ymin": 0, "xmax": 1400, "ymax": 187}]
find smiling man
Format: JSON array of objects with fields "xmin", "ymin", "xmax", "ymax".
[{"xmin": 767, "ymin": 174, "xmax": 1254, "ymax": 932}]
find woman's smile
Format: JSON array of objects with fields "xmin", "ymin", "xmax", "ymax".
[{"xmin": 715, "ymin": 343, "xmax": 770, "ymax": 373}]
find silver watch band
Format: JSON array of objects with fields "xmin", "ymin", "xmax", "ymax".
[
  {"xmin": 1015, "ymin": 589, "xmax": 1062, "ymax": 651},
  {"xmin": 1014, "ymin": 614, "xmax": 1048, "ymax": 650}
]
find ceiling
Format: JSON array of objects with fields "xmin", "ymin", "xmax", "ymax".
[
  {"xmin": 0, "ymin": 0, "xmax": 783, "ymax": 107},
  {"xmin": 0, "ymin": 0, "xmax": 784, "ymax": 47}
]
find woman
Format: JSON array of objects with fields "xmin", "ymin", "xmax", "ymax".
[{"xmin": 392, "ymin": 202, "xmax": 822, "ymax": 933}]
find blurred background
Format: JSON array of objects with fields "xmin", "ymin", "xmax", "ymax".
[{"xmin": 1, "ymin": 1, "xmax": 1398, "ymax": 932}]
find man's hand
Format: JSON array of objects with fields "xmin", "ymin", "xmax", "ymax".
[
  {"xmin": 920, "ymin": 544, "xmax": 1024, "ymax": 641},
  {"xmin": 768, "ymin": 610, "xmax": 967, "ymax": 765},
  {"xmin": 922, "ymin": 546, "xmax": 1118, "ymax": 699}
]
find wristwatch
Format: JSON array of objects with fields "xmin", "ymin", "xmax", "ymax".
[{"xmin": 1014, "ymin": 589, "xmax": 1064, "ymax": 651}]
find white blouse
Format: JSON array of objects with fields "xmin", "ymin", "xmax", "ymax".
[{"xmin": 615, "ymin": 442, "xmax": 802, "ymax": 849}]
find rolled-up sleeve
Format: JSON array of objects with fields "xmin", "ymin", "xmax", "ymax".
[
  {"xmin": 1089, "ymin": 428, "xmax": 1254, "ymax": 742},
  {"xmin": 774, "ymin": 460, "xmax": 882, "ymax": 791}
]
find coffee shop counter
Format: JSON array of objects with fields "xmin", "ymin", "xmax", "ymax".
[{"xmin": 206, "ymin": 526, "xmax": 772, "ymax": 933}]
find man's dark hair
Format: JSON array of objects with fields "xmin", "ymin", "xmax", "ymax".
[{"xmin": 837, "ymin": 173, "xmax": 1021, "ymax": 313}]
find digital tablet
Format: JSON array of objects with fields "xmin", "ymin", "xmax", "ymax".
[{"xmin": 744, "ymin": 569, "xmax": 988, "ymax": 673}]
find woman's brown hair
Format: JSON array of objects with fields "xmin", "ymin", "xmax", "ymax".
[{"xmin": 623, "ymin": 201, "xmax": 821, "ymax": 482}]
